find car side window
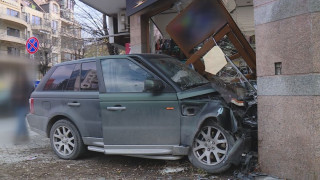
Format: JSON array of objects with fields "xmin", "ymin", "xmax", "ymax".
[
  {"xmin": 43, "ymin": 64, "xmax": 75, "ymax": 91},
  {"xmin": 65, "ymin": 64, "xmax": 80, "ymax": 91},
  {"xmin": 80, "ymin": 62, "xmax": 99, "ymax": 91},
  {"xmin": 101, "ymin": 59, "xmax": 154, "ymax": 93}
]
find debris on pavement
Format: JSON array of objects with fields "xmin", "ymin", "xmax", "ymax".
[
  {"xmin": 27, "ymin": 156, "xmax": 37, "ymax": 161},
  {"xmin": 234, "ymin": 172, "xmax": 284, "ymax": 180},
  {"xmin": 160, "ymin": 167, "xmax": 186, "ymax": 175},
  {"xmin": 233, "ymin": 152, "xmax": 284, "ymax": 180}
]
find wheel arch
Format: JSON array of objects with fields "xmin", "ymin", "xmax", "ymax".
[
  {"xmin": 198, "ymin": 117, "xmax": 218, "ymax": 129},
  {"xmin": 186, "ymin": 109, "xmax": 237, "ymax": 146},
  {"xmin": 46, "ymin": 114, "xmax": 79, "ymax": 138}
]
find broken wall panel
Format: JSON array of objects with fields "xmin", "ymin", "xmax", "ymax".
[
  {"xmin": 166, "ymin": 0, "xmax": 228, "ymax": 56},
  {"xmin": 166, "ymin": 0, "xmax": 256, "ymax": 74}
]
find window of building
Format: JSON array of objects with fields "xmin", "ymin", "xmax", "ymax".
[
  {"xmin": 51, "ymin": 20, "xmax": 58, "ymax": 33},
  {"xmin": 6, "ymin": 8, "xmax": 19, "ymax": 18},
  {"xmin": 52, "ymin": 37, "xmax": 59, "ymax": 46},
  {"xmin": 33, "ymin": 33, "xmax": 40, "ymax": 40},
  {"xmin": 53, "ymin": 4, "xmax": 59, "ymax": 13},
  {"xmin": 67, "ymin": 0, "xmax": 74, "ymax": 10},
  {"xmin": 43, "ymin": 64, "xmax": 75, "ymax": 91},
  {"xmin": 63, "ymin": 53, "xmax": 71, "ymax": 60},
  {"xmin": 52, "ymin": 53, "xmax": 58, "ymax": 59},
  {"xmin": 27, "ymin": 31, "xmax": 30, "ymax": 39},
  {"xmin": 80, "ymin": 62, "xmax": 98, "ymax": 91},
  {"xmin": 7, "ymin": 47, "xmax": 20, "ymax": 56},
  {"xmin": 7, "ymin": 27, "xmax": 20, "ymax": 37},
  {"xmin": 26, "ymin": 13, "xmax": 30, "ymax": 23},
  {"xmin": 32, "ymin": 15, "xmax": 41, "ymax": 25},
  {"xmin": 101, "ymin": 59, "xmax": 154, "ymax": 92},
  {"xmin": 52, "ymin": 53, "xmax": 59, "ymax": 64}
]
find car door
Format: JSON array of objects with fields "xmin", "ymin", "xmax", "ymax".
[
  {"xmin": 66, "ymin": 61, "xmax": 102, "ymax": 138},
  {"xmin": 99, "ymin": 57, "xmax": 180, "ymax": 149},
  {"xmin": 38, "ymin": 62, "xmax": 102, "ymax": 138}
]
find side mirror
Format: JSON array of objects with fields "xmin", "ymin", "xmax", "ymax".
[{"xmin": 144, "ymin": 79, "xmax": 164, "ymax": 92}]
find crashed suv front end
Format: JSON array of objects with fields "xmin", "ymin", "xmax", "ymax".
[{"xmin": 146, "ymin": 55, "xmax": 258, "ymax": 173}]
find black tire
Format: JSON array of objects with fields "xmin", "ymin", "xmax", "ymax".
[
  {"xmin": 188, "ymin": 122, "xmax": 235, "ymax": 173},
  {"xmin": 50, "ymin": 119, "xmax": 86, "ymax": 159}
]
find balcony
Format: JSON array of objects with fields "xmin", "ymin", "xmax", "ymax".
[
  {"xmin": 60, "ymin": 9, "xmax": 73, "ymax": 22},
  {"xmin": 0, "ymin": 29, "xmax": 27, "ymax": 45},
  {"xmin": 60, "ymin": 28, "xmax": 81, "ymax": 39},
  {"xmin": 60, "ymin": 46, "xmax": 74, "ymax": 54},
  {"xmin": 1, "ymin": 0, "xmax": 20, "ymax": 9},
  {"xmin": 0, "ymin": 8, "xmax": 28, "ymax": 27},
  {"xmin": 31, "ymin": 21, "xmax": 52, "ymax": 32}
]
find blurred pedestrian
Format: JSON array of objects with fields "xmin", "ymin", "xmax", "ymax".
[{"xmin": 11, "ymin": 69, "xmax": 34, "ymax": 144}]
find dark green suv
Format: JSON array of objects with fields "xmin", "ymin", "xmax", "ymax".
[{"xmin": 27, "ymin": 54, "xmax": 248, "ymax": 173}]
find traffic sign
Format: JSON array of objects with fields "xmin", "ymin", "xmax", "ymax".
[{"xmin": 26, "ymin": 37, "xmax": 39, "ymax": 54}]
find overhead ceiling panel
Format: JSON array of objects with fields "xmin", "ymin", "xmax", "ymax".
[
  {"xmin": 235, "ymin": 0, "xmax": 253, "ymax": 6},
  {"xmin": 151, "ymin": 0, "xmax": 192, "ymax": 38},
  {"xmin": 79, "ymin": 0, "xmax": 126, "ymax": 15}
]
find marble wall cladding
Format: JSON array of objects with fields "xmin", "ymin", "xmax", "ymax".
[
  {"xmin": 258, "ymin": 96, "xmax": 320, "ymax": 179},
  {"xmin": 253, "ymin": 0, "xmax": 276, "ymax": 7},
  {"xmin": 255, "ymin": 0, "xmax": 320, "ymax": 179},
  {"xmin": 255, "ymin": 12, "xmax": 313, "ymax": 77},
  {"xmin": 254, "ymin": 0, "xmax": 320, "ymax": 25},
  {"xmin": 257, "ymin": 74, "xmax": 320, "ymax": 96},
  {"xmin": 255, "ymin": 11, "xmax": 320, "ymax": 77}
]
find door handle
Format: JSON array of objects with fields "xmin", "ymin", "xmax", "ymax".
[
  {"xmin": 107, "ymin": 107, "xmax": 126, "ymax": 111},
  {"xmin": 67, "ymin": 102, "xmax": 81, "ymax": 107}
]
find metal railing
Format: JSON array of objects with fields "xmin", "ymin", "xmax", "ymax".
[{"xmin": 31, "ymin": 20, "xmax": 51, "ymax": 30}]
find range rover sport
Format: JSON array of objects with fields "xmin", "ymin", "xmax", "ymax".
[{"xmin": 27, "ymin": 54, "xmax": 248, "ymax": 173}]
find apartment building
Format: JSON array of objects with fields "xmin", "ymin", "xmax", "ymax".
[{"xmin": 0, "ymin": 0, "xmax": 82, "ymax": 67}]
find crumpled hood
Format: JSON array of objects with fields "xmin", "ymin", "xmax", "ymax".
[{"xmin": 177, "ymin": 84, "xmax": 217, "ymax": 100}]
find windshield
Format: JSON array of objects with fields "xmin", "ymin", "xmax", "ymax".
[{"xmin": 148, "ymin": 57, "xmax": 209, "ymax": 90}]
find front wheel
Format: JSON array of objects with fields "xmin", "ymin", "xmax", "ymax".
[
  {"xmin": 50, "ymin": 119, "xmax": 86, "ymax": 159},
  {"xmin": 188, "ymin": 122, "xmax": 234, "ymax": 173}
]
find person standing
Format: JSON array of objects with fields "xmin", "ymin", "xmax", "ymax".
[{"xmin": 11, "ymin": 69, "xmax": 34, "ymax": 144}]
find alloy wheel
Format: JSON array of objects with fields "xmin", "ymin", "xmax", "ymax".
[
  {"xmin": 193, "ymin": 126, "xmax": 228, "ymax": 166},
  {"xmin": 53, "ymin": 126, "xmax": 75, "ymax": 156}
]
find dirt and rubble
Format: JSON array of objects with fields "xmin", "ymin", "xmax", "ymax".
[{"xmin": 0, "ymin": 130, "xmax": 235, "ymax": 180}]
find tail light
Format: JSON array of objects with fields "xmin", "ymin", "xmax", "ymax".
[{"xmin": 29, "ymin": 98, "xmax": 34, "ymax": 114}]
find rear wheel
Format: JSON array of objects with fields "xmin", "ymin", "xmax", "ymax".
[
  {"xmin": 188, "ymin": 122, "xmax": 234, "ymax": 173},
  {"xmin": 50, "ymin": 119, "xmax": 85, "ymax": 159}
]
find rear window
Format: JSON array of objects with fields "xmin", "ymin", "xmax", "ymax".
[
  {"xmin": 43, "ymin": 64, "xmax": 75, "ymax": 91},
  {"xmin": 43, "ymin": 62, "xmax": 98, "ymax": 91},
  {"xmin": 65, "ymin": 64, "xmax": 80, "ymax": 91},
  {"xmin": 80, "ymin": 62, "xmax": 99, "ymax": 91}
]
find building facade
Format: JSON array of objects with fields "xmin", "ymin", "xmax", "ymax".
[
  {"xmin": 0, "ymin": 0, "xmax": 82, "ymax": 68},
  {"xmin": 80, "ymin": 0, "xmax": 254, "ymax": 54}
]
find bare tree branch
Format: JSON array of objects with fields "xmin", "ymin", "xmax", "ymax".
[{"xmin": 74, "ymin": 1, "xmax": 118, "ymax": 55}]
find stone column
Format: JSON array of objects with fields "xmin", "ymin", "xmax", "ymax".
[
  {"xmin": 129, "ymin": 14, "xmax": 148, "ymax": 53},
  {"xmin": 255, "ymin": 0, "xmax": 320, "ymax": 179}
]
